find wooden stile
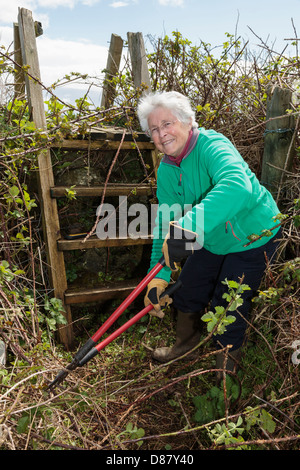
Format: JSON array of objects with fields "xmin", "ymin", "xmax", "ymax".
[
  {"xmin": 16, "ymin": 9, "xmax": 157, "ymax": 350},
  {"xmin": 18, "ymin": 7, "xmax": 74, "ymax": 349},
  {"xmin": 50, "ymin": 183, "xmax": 156, "ymax": 198}
]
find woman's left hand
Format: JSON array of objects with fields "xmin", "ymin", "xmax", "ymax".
[{"xmin": 162, "ymin": 221, "xmax": 198, "ymax": 270}]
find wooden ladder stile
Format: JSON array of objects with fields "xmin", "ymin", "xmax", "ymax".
[
  {"xmin": 50, "ymin": 127, "xmax": 158, "ymax": 311},
  {"xmin": 16, "ymin": 9, "xmax": 158, "ymax": 350},
  {"xmin": 17, "ymin": 8, "xmax": 74, "ymax": 349}
]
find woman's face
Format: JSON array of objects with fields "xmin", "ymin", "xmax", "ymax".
[{"xmin": 147, "ymin": 107, "xmax": 192, "ymax": 157}]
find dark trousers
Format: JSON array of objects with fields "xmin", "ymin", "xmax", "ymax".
[{"xmin": 173, "ymin": 231, "xmax": 281, "ymax": 351}]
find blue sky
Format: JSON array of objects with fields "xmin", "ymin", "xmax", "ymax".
[{"xmin": 0, "ymin": 0, "xmax": 299, "ymax": 105}]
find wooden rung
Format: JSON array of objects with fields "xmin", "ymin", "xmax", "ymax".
[
  {"xmin": 54, "ymin": 127, "xmax": 151, "ymax": 143},
  {"xmin": 51, "ymin": 139, "xmax": 155, "ymax": 151},
  {"xmin": 50, "ymin": 183, "xmax": 156, "ymax": 198},
  {"xmin": 88, "ymin": 128, "xmax": 151, "ymax": 142},
  {"xmin": 64, "ymin": 279, "xmax": 140, "ymax": 305},
  {"xmin": 57, "ymin": 235, "xmax": 153, "ymax": 251}
]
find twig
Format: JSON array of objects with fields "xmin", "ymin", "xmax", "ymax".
[{"xmin": 82, "ymin": 128, "xmax": 126, "ymax": 242}]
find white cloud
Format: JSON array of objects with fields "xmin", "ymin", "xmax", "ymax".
[
  {"xmin": 158, "ymin": 0, "xmax": 184, "ymax": 5},
  {"xmin": 37, "ymin": 36, "xmax": 108, "ymax": 85},
  {"xmin": 0, "ymin": 28, "xmax": 108, "ymax": 105},
  {"xmin": 0, "ymin": 1, "xmax": 37, "ymax": 25},
  {"xmin": 0, "ymin": 0, "xmax": 99, "ymax": 26},
  {"xmin": 36, "ymin": 0, "xmax": 77, "ymax": 8},
  {"xmin": 0, "ymin": 26, "xmax": 15, "ymax": 49},
  {"xmin": 0, "ymin": 0, "xmax": 108, "ymax": 92},
  {"xmin": 109, "ymin": 1, "xmax": 129, "ymax": 7},
  {"xmin": 81, "ymin": 0, "xmax": 101, "ymax": 5}
]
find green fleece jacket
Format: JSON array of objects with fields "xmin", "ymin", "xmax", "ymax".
[{"xmin": 150, "ymin": 127, "xmax": 280, "ymax": 282}]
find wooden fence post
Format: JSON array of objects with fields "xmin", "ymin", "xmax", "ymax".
[
  {"xmin": 127, "ymin": 32, "xmax": 151, "ymax": 92},
  {"xmin": 101, "ymin": 34, "xmax": 123, "ymax": 109},
  {"xmin": 13, "ymin": 21, "xmax": 43, "ymax": 100},
  {"xmin": 261, "ymin": 86, "xmax": 296, "ymax": 203},
  {"xmin": 13, "ymin": 23, "xmax": 26, "ymax": 100},
  {"xmin": 17, "ymin": 7, "xmax": 74, "ymax": 349}
]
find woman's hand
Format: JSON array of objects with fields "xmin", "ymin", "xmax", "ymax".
[
  {"xmin": 162, "ymin": 221, "xmax": 198, "ymax": 270},
  {"xmin": 144, "ymin": 278, "xmax": 172, "ymax": 318}
]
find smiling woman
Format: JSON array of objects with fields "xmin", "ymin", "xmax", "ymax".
[
  {"xmin": 137, "ymin": 90, "xmax": 282, "ymax": 378},
  {"xmin": 139, "ymin": 91, "xmax": 198, "ymax": 158},
  {"xmin": 147, "ymin": 109, "xmax": 191, "ymax": 157}
]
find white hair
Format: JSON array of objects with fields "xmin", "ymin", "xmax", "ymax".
[{"xmin": 137, "ymin": 91, "xmax": 197, "ymax": 132}]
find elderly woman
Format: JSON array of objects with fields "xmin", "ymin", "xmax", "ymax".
[{"xmin": 137, "ymin": 91, "xmax": 281, "ymax": 375}]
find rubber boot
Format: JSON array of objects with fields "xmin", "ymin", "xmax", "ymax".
[
  {"xmin": 215, "ymin": 348, "xmax": 241, "ymax": 382},
  {"xmin": 151, "ymin": 310, "xmax": 201, "ymax": 363}
]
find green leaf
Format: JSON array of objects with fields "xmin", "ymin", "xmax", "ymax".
[
  {"xmin": 225, "ymin": 315, "xmax": 236, "ymax": 324},
  {"xmin": 17, "ymin": 415, "xmax": 30, "ymax": 434},
  {"xmin": 207, "ymin": 318, "xmax": 217, "ymax": 332},
  {"xmin": 9, "ymin": 185, "xmax": 20, "ymax": 197},
  {"xmin": 201, "ymin": 312, "xmax": 213, "ymax": 322},
  {"xmin": 226, "ymin": 280, "xmax": 240, "ymax": 289},
  {"xmin": 214, "ymin": 306, "xmax": 225, "ymax": 315},
  {"xmin": 228, "ymin": 297, "xmax": 243, "ymax": 311},
  {"xmin": 261, "ymin": 409, "xmax": 276, "ymax": 433}
]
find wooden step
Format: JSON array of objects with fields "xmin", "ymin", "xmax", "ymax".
[
  {"xmin": 87, "ymin": 127, "xmax": 152, "ymax": 142},
  {"xmin": 51, "ymin": 127, "xmax": 152, "ymax": 145},
  {"xmin": 57, "ymin": 234, "xmax": 153, "ymax": 251},
  {"xmin": 50, "ymin": 183, "xmax": 156, "ymax": 198},
  {"xmin": 51, "ymin": 138, "xmax": 155, "ymax": 151},
  {"xmin": 64, "ymin": 278, "xmax": 140, "ymax": 305}
]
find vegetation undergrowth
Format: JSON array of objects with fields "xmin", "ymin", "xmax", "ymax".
[{"xmin": 0, "ymin": 28, "xmax": 299, "ymax": 450}]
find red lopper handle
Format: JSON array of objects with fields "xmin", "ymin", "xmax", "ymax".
[
  {"xmin": 78, "ymin": 279, "xmax": 182, "ymax": 367},
  {"xmin": 91, "ymin": 256, "xmax": 165, "ymax": 343}
]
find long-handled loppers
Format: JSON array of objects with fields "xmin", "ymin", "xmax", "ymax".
[{"xmin": 48, "ymin": 256, "xmax": 181, "ymax": 391}]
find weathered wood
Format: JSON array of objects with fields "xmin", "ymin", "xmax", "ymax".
[
  {"xmin": 18, "ymin": 9, "xmax": 45, "ymax": 121},
  {"xmin": 51, "ymin": 138, "xmax": 155, "ymax": 151},
  {"xmin": 58, "ymin": 235, "xmax": 153, "ymax": 251},
  {"xmin": 18, "ymin": 8, "xmax": 74, "ymax": 349},
  {"xmin": 50, "ymin": 183, "xmax": 156, "ymax": 198},
  {"xmin": 14, "ymin": 21, "xmax": 43, "ymax": 100},
  {"xmin": 13, "ymin": 24, "xmax": 25, "ymax": 100},
  {"xmin": 88, "ymin": 127, "xmax": 151, "ymax": 142},
  {"xmin": 127, "ymin": 32, "xmax": 151, "ymax": 91},
  {"xmin": 101, "ymin": 34, "xmax": 124, "ymax": 109},
  {"xmin": 261, "ymin": 86, "xmax": 295, "ymax": 201},
  {"xmin": 64, "ymin": 279, "xmax": 139, "ymax": 305}
]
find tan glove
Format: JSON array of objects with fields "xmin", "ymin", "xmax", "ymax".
[{"xmin": 144, "ymin": 278, "xmax": 172, "ymax": 318}]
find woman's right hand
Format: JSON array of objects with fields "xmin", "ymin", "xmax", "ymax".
[{"xmin": 144, "ymin": 278, "xmax": 172, "ymax": 318}]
